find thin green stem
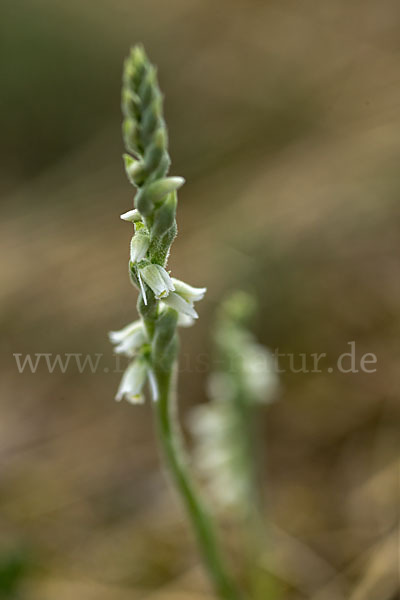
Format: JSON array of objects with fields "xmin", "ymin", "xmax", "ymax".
[
  {"xmin": 235, "ymin": 392, "xmax": 269, "ymax": 599},
  {"xmin": 153, "ymin": 367, "xmax": 244, "ymax": 600}
]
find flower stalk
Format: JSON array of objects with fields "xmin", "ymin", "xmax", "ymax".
[{"xmin": 109, "ymin": 45, "xmax": 242, "ymax": 600}]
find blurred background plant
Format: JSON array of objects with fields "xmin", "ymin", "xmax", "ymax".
[
  {"xmin": 1, "ymin": 1, "xmax": 399, "ymax": 598},
  {"xmin": 189, "ymin": 291, "xmax": 280, "ymax": 599}
]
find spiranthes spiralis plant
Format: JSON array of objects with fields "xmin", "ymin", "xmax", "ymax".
[
  {"xmin": 189, "ymin": 291, "xmax": 279, "ymax": 599},
  {"xmin": 109, "ymin": 46, "xmax": 243, "ymax": 600}
]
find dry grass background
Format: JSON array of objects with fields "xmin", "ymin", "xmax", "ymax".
[{"xmin": 1, "ymin": 1, "xmax": 399, "ymax": 598}]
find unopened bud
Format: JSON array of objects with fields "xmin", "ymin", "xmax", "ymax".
[
  {"xmin": 130, "ymin": 231, "xmax": 150, "ymax": 263},
  {"xmin": 121, "ymin": 89, "xmax": 140, "ymax": 120},
  {"xmin": 151, "ymin": 193, "xmax": 177, "ymax": 238},
  {"xmin": 123, "ymin": 154, "xmax": 144, "ymax": 186},
  {"xmin": 134, "ymin": 188, "xmax": 154, "ymax": 217},
  {"xmin": 148, "ymin": 177, "xmax": 184, "ymax": 204},
  {"xmin": 120, "ymin": 208, "xmax": 141, "ymax": 223},
  {"xmin": 122, "ymin": 119, "xmax": 140, "ymax": 155}
]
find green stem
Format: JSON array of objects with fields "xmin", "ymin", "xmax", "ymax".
[
  {"xmin": 236, "ymin": 393, "xmax": 269, "ymax": 599},
  {"xmin": 154, "ymin": 367, "xmax": 243, "ymax": 600}
]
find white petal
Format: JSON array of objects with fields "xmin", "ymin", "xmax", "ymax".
[
  {"xmin": 177, "ymin": 313, "xmax": 196, "ymax": 327},
  {"xmin": 130, "ymin": 232, "xmax": 150, "ymax": 263},
  {"xmin": 120, "ymin": 209, "xmax": 141, "ymax": 222},
  {"xmin": 156, "ymin": 265, "xmax": 175, "ymax": 293},
  {"xmin": 109, "ymin": 320, "xmax": 142, "ymax": 344},
  {"xmin": 163, "ymin": 292, "xmax": 198, "ymax": 319},
  {"xmin": 171, "ymin": 278, "xmax": 206, "ymax": 303},
  {"xmin": 125, "ymin": 393, "xmax": 145, "ymax": 405},
  {"xmin": 114, "ymin": 328, "xmax": 146, "ymax": 356}
]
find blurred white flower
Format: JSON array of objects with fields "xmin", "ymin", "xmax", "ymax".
[
  {"xmin": 109, "ymin": 320, "xmax": 146, "ymax": 356},
  {"xmin": 188, "ymin": 403, "xmax": 246, "ymax": 507},
  {"xmin": 241, "ymin": 344, "xmax": 279, "ymax": 404},
  {"xmin": 115, "ymin": 357, "xmax": 148, "ymax": 404},
  {"xmin": 188, "ymin": 291, "xmax": 279, "ymax": 510}
]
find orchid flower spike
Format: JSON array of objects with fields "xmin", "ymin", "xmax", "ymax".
[{"xmin": 107, "ymin": 46, "xmax": 243, "ymax": 600}]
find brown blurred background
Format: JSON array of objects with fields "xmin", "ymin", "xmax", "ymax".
[{"xmin": 1, "ymin": 1, "xmax": 399, "ymax": 598}]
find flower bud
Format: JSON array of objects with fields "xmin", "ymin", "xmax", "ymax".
[
  {"xmin": 141, "ymin": 98, "xmax": 162, "ymax": 142},
  {"xmin": 144, "ymin": 129, "xmax": 168, "ymax": 174},
  {"xmin": 130, "ymin": 231, "xmax": 150, "ymax": 263},
  {"xmin": 122, "ymin": 118, "xmax": 140, "ymax": 155},
  {"xmin": 120, "ymin": 208, "xmax": 141, "ymax": 223},
  {"xmin": 147, "ymin": 177, "xmax": 184, "ymax": 204},
  {"xmin": 151, "ymin": 193, "xmax": 177, "ymax": 238},
  {"xmin": 121, "ymin": 89, "xmax": 140, "ymax": 119},
  {"xmin": 139, "ymin": 66, "xmax": 158, "ymax": 107},
  {"xmin": 123, "ymin": 153, "xmax": 144, "ymax": 186},
  {"xmin": 134, "ymin": 189, "xmax": 154, "ymax": 216},
  {"xmin": 124, "ymin": 45, "xmax": 147, "ymax": 91}
]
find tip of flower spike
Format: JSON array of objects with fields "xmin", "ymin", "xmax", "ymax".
[
  {"xmin": 120, "ymin": 209, "xmax": 141, "ymax": 222},
  {"xmin": 125, "ymin": 45, "xmax": 147, "ymax": 79},
  {"xmin": 130, "ymin": 44, "xmax": 146, "ymax": 63}
]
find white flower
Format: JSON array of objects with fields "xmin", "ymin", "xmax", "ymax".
[
  {"xmin": 115, "ymin": 357, "xmax": 148, "ymax": 404},
  {"xmin": 188, "ymin": 403, "xmax": 245, "ymax": 508},
  {"xmin": 120, "ymin": 208, "xmax": 141, "ymax": 222},
  {"xmin": 139, "ymin": 264, "xmax": 175, "ymax": 303},
  {"xmin": 109, "ymin": 320, "xmax": 146, "ymax": 356},
  {"xmin": 161, "ymin": 278, "xmax": 206, "ymax": 320},
  {"xmin": 171, "ymin": 279, "xmax": 206, "ymax": 303},
  {"xmin": 162, "ymin": 291, "xmax": 198, "ymax": 319},
  {"xmin": 130, "ymin": 232, "xmax": 150, "ymax": 263},
  {"xmin": 241, "ymin": 344, "xmax": 279, "ymax": 404}
]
